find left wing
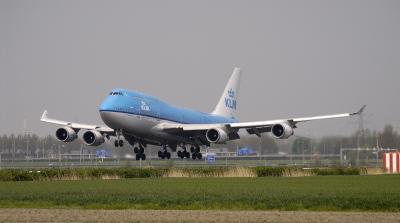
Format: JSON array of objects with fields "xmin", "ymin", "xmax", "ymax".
[
  {"xmin": 40, "ymin": 110, "xmax": 114, "ymax": 133},
  {"xmin": 159, "ymin": 105, "xmax": 365, "ymax": 138}
]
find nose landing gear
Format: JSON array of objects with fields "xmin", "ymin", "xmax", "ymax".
[
  {"xmin": 114, "ymin": 140, "xmax": 124, "ymax": 147},
  {"xmin": 114, "ymin": 130, "xmax": 124, "ymax": 147}
]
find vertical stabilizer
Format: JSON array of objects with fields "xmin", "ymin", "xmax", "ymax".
[{"xmin": 212, "ymin": 68, "xmax": 241, "ymax": 119}]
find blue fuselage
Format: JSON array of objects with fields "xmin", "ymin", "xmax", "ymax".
[{"xmin": 99, "ymin": 88, "xmax": 237, "ymax": 125}]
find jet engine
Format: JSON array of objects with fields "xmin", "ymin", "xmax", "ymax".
[
  {"xmin": 55, "ymin": 127, "xmax": 78, "ymax": 142},
  {"xmin": 82, "ymin": 130, "xmax": 105, "ymax": 146},
  {"xmin": 271, "ymin": 122, "xmax": 294, "ymax": 139},
  {"xmin": 206, "ymin": 128, "xmax": 229, "ymax": 144}
]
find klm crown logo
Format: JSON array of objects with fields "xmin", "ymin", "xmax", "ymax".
[
  {"xmin": 225, "ymin": 88, "xmax": 237, "ymax": 110},
  {"xmin": 228, "ymin": 89, "xmax": 235, "ymax": 98},
  {"xmin": 140, "ymin": 101, "xmax": 150, "ymax": 111}
]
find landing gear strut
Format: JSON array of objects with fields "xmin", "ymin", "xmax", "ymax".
[
  {"xmin": 134, "ymin": 144, "xmax": 146, "ymax": 160},
  {"xmin": 158, "ymin": 145, "xmax": 171, "ymax": 159}
]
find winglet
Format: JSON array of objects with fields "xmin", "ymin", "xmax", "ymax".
[
  {"xmin": 41, "ymin": 110, "xmax": 49, "ymax": 121},
  {"xmin": 351, "ymin": 105, "xmax": 366, "ymax": 116}
]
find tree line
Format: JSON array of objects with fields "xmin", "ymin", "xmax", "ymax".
[
  {"xmin": 0, "ymin": 124, "xmax": 399, "ymax": 159},
  {"xmin": 227, "ymin": 124, "xmax": 400, "ymax": 155}
]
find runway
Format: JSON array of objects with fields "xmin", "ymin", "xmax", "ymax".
[{"xmin": 0, "ymin": 209, "xmax": 399, "ymax": 223}]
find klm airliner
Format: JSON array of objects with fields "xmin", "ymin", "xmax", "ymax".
[{"xmin": 41, "ymin": 68, "xmax": 365, "ymax": 160}]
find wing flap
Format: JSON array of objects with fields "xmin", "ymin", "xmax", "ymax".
[
  {"xmin": 158, "ymin": 122, "xmax": 227, "ymax": 131},
  {"xmin": 229, "ymin": 119, "xmax": 286, "ymax": 129},
  {"xmin": 246, "ymin": 126, "xmax": 272, "ymax": 136},
  {"xmin": 292, "ymin": 113, "xmax": 351, "ymax": 123}
]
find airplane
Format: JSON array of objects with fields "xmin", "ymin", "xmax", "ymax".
[{"xmin": 41, "ymin": 68, "xmax": 365, "ymax": 161}]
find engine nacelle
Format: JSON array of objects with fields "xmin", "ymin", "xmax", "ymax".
[
  {"xmin": 55, "ymin": 127, "xmax": 78, "ymax": 142},
  {"xmin": 271, "ymin": 122, "xmax": 294, "ymax": 139},
  {"xmin": 206, "ymin": 128, "xmax": 229, "ymax": 144},
  {"xmin": 82, "ymin": 130, "xmax": 105, "ymax": 146}
]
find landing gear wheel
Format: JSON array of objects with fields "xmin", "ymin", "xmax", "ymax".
[
  {"xmin": 177, "ymin": 151, "xmax": 183, "ymax": 159},
  {"xmin": 139, "ymin": 146, "xmax": 144, "ymax": 154},
  {"xmin": 134, "ymin": 147, "xmax": 139, "ymax": 154},
  {"xmin": 190, "ymin": 147, "xmax": 195, "ymax": 153},
  {"xmin": 185, "ymin": 151, "xmax": 190, "ymax": 159},
  {"xmin": 114, "ymin": 140, "xmax": 119, "ymax": 147},
  {"xmin": 141, "ymin": 153, "xmax": 146, "ymax": 160},
  {"xmin": 158, "ymin": 151, "xmax": 164, "ymax": 159},
  {"xmin": 165, "ymin": 152, "xmax": 171, "ymax": 159},
  {"xmin": 118, "ymin": 140, "xmax": 124, "ymax": 147},
  {"xmin": 158, "ymin": 145, "xmax": 171, "ymax": 160},
  {"xmin": 192, "ymin": 152, "xmax": 197, "ymax": 160},
  {"xmin": 197, "ymin": 153, "xmax": 202, "ymax": 160},
  {"xmin": 135, "ymin": 153, "xmax": 141, "ymax": 160}
]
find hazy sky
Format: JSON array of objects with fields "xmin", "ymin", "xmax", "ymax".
[{"xmin": 0, "ymin": 0, "xmax": 399, "ymax": 137}]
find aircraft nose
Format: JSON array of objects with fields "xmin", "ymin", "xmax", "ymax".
[{"xmin": 99, "ymin": 98, "xmax": 113, "ymax": 111}]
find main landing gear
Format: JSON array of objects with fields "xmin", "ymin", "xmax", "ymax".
[
  {"xmin": 190, "ymin": 146, "xmax": 202, "ymax": 160},
  {"xmin": 158, "ymin": 145, "xmax": 171, "ymax": 159},
  {"xmin": 177, "ymin": 146, "xmax": 202, "ymax": 160},
  {"xmin": 177, "ymin": 147, "xmax": 190, "ymax": 159},
  {"xmin": 134, "ymin": 145, "xmax": 146, "ymax": 160}
]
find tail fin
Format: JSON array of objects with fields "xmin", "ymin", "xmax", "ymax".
[{"xmin": 212, "ymin": 68, "xmax": 241, "ymax": 119}]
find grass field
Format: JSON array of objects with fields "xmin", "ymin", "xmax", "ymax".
[
  {"xmin": 0, "ymin": 167, "xmax": 367, "ymax": 181},
  {"xmin": 0, "ymin": 175, "xmax": 399, "ymax": 211}
]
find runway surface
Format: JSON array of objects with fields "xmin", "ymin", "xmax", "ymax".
[{"xmin": 0, "ymin": 209, "xmax": 399, "ymax": 223}]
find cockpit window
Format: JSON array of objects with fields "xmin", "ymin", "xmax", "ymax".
[{"xmin": 110, "ymin": 92, "xmax": 123, "ymax": 96}]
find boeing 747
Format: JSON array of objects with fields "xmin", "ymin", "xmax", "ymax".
[{"xmin": 41, "ymin": 68, "xmax": 365, "ymax": 160}]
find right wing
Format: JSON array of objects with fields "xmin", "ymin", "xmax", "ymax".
[
  {"xmin": 40, "ymin": 110, "xmax": 114, "ymax": 133},
  {"xmin": 159, "ymin": 105, "xmax": 365, "ymax": 139}
]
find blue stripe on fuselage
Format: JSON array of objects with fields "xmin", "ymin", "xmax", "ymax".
[{"xmin": 99, "ymin": 88, "xmax": 238, "ymax": 124}]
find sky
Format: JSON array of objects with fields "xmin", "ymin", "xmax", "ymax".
[{"xmin": 0, "ymin": 0, "xmax": 399, "ymax": 137}]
